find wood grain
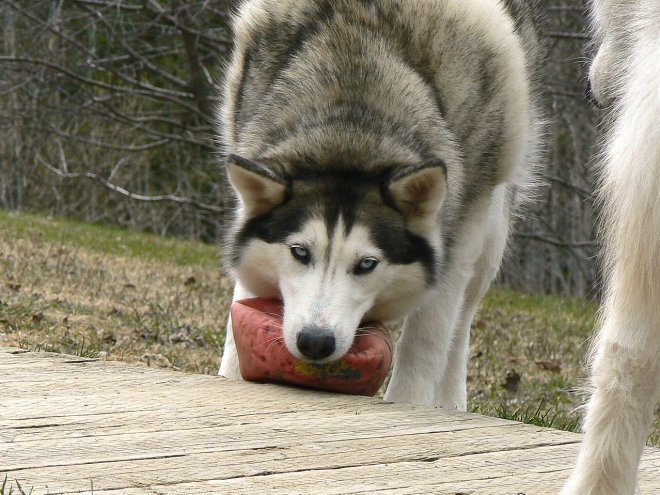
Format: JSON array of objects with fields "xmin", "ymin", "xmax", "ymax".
[{"xmin": 1, "ymin": 347, "xmax": 658, "ymax": 494}]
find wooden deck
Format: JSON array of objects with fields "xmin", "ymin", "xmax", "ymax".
[{"xmin": 1, "ymin": 347, "xmax": 658, "ymax": 495}]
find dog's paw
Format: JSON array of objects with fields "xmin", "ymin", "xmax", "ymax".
[
  {"xmin": 558, "ymin": 477, "xmax": 581, "ymax": 495},
  {"xmin": 559, "ymin": 471, "xmax": 637, "ymax": 495},
  {"xmin": 219, "ymin": 352, "xmax": 244, "ymax": 381},
  {"xmin": 383, "ymin": 373, "xmax": 435, "ymax": 406}
]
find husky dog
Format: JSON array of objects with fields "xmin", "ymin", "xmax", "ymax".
[
  {"xmin": 218, "ymin": 0, "xmax": 545, "ymax": 411},
  {"xmin": 561, "ymin": 1, "xmax": 660, "ymax": 494}
]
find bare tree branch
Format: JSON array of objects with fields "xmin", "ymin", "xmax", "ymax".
[
  {"xmin": 144, "ymin": 0, "xmax": 232, "ymax": 48},
  {"xmin": 72, "ymin": 0, "xmax": 144, "ymax": 11},
  {"xmin": 37, "ymin": 155, "xmax": 224, "ymax": 214},
  {"xmin": 78, "ymin": 3, "xmax": 190, "ymax": 90},
  {"xmin": 548, "ymin": 175, "xmax": 594, "ymax": 199},
  {"xmin": 515, "ymin": 233, "xmax": 598, "ymax": 249},
  {"xmin": 177, "ymin": 3, "xmax": 213, "ymax": 117},
  {"xmin": 0, "ymin": 55, "xmax": 196, "ymax": 102},
  {"xmin": 47, "ymin": 125, "xmax": 171, "ymax": 152}
]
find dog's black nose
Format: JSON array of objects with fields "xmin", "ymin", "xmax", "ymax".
[{"xmin": 297, "ymin": 328, "xmax": 336, "ymax": 360}]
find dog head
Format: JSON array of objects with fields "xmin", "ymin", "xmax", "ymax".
[{"xmin": 225, "ymin": 154, "xmax": 445, "ymax": 362}]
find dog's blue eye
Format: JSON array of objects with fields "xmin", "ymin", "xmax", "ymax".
[
  {"xmin": 290, "ymin": 245, "xmax": 311, "ymax": 264},
  {"xmin": 355, "ymin": 257, "xmax": 379, "ymax": 275}
]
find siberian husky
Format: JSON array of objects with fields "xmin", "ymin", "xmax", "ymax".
[
  {"xmin": 561, "ymin": 0, "xmax": 660, "ymax": 493},
  {"xmin": 217, "ymin": 0, "xmax": 546, "ymax": 411}
]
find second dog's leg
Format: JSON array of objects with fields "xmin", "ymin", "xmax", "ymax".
[
  {"xmin": 561, "ymin": 12, "xmax": 660, "ymax": 492},
  {"xmin": 560, "ymin": 310, "xmax": 660, "ymax": 495},
  {"xmin": 561, "ymin": 175, "xmax": 660, "ymax": 494}
]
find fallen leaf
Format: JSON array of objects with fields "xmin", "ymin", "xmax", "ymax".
[
  {"xmin": 98, "ymin": 328, "xmax": 117, "ymax": 345},
  {"xmin": 535, "ymin": 359, "xmax": 562, "ymax": 373},
  {"xmin": 141, "ymin": 353, "xmax": 171, "ymax": 368},
  {"xmin": 502, "ymin": 369, "xmax": 522, "ymax": 393},
  {"xmin": 169, "ymin": 325, "xmax": 193, "ymax": 345}
]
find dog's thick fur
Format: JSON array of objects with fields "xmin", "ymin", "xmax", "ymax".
[
  {"xmin": 218, "ymin": 1, "xmax": 658, "ymax": 490},
  {"xmin": 218, "ymin": 0, "xmax": 545, "ymax": 411},
  {"xmin": 560, "ymin": 1, "xmax": 660, "ymax": 494}
]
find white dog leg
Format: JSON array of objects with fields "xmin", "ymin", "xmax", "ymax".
[
  {"xmin": 562, "ymin": 199, "xmax": 660, "ymax": 495},
  {"xmin": 561, "ymin": 8, "xmax": 660, "ymax": 491},
  {"xmin": 385, "ymin": 189, "xmax": 511, "ymax": 410},
  {"xmin": 438, "ymin": 206, "xmax": 510, "ymax": 410},
  {"xmin": 384, "ymin": 274, "xmax": 469, "ymax": 408},
  {"xmin": 561, "ymin": 329, "xmax": 660, "ymax": 495},
  {"xmin": 218, "ymin": 319, "xmax": 242, "ymax": 380},
  {"xmin": 218, "ymin": 282, "xmax": 253, "ymax": 380}
]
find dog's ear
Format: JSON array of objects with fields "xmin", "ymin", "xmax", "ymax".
[
  {"xmin": 226, "ymin": 154, "xmax": 287, "ymax": 217},
  {"xmin": 387, "ymin": 162, "xmax": 447, "ymax": 230}
]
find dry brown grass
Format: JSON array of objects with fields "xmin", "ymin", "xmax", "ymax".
[{"xmin": 1, "ymin": 211, "xmax": 232, "ymax": 375}]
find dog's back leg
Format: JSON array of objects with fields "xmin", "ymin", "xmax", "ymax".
[{"xmin": 561, "ymin": 6, "xmax": 660, "ymax": 492}]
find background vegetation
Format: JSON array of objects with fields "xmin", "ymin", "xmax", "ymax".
[{"xmin": 1, "ymin": 0, "xmax": 600, "ymax": 295}]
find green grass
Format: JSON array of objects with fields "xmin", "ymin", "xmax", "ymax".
[
  {"xmin": 473, "ymin": 402, "xmax": 581, "ymax": 432},
  {"xmin": 1, "ymin": 477, "xmax": 33, "ymax": 495},
  {"xmin": 0, "ymin": 209, "xmax": 218, "ymax": 267},
  {"xmin": 467, "ymin": 287, "xmax": 597, "ymax": 421},
  {"xmin": 1, "ymin": 208, "xmax": 231, "ymax": 375}
]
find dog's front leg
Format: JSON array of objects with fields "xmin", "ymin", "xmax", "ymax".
[
  {"xmin": 384, "ymin": 273, "xmax": 470, "ymax": 409},
  {"xmin": 385, "ymin": 187, "xmax": 511, "ymax": 410},
  {"xmin": 218, "ymin": 282, "xmax": 252, "ymax": 380}
]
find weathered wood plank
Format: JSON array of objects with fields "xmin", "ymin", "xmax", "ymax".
[
  {"xmin": 1, "ymin": 431, "xmax": 577, "ymax": 492},
  {"xmin": 1, "ymin": 347, "xmax": 658, "ymax": 495},
  {"xmin": 82, "ymin": 450, "xmax": 660, "ymax": 495}
]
